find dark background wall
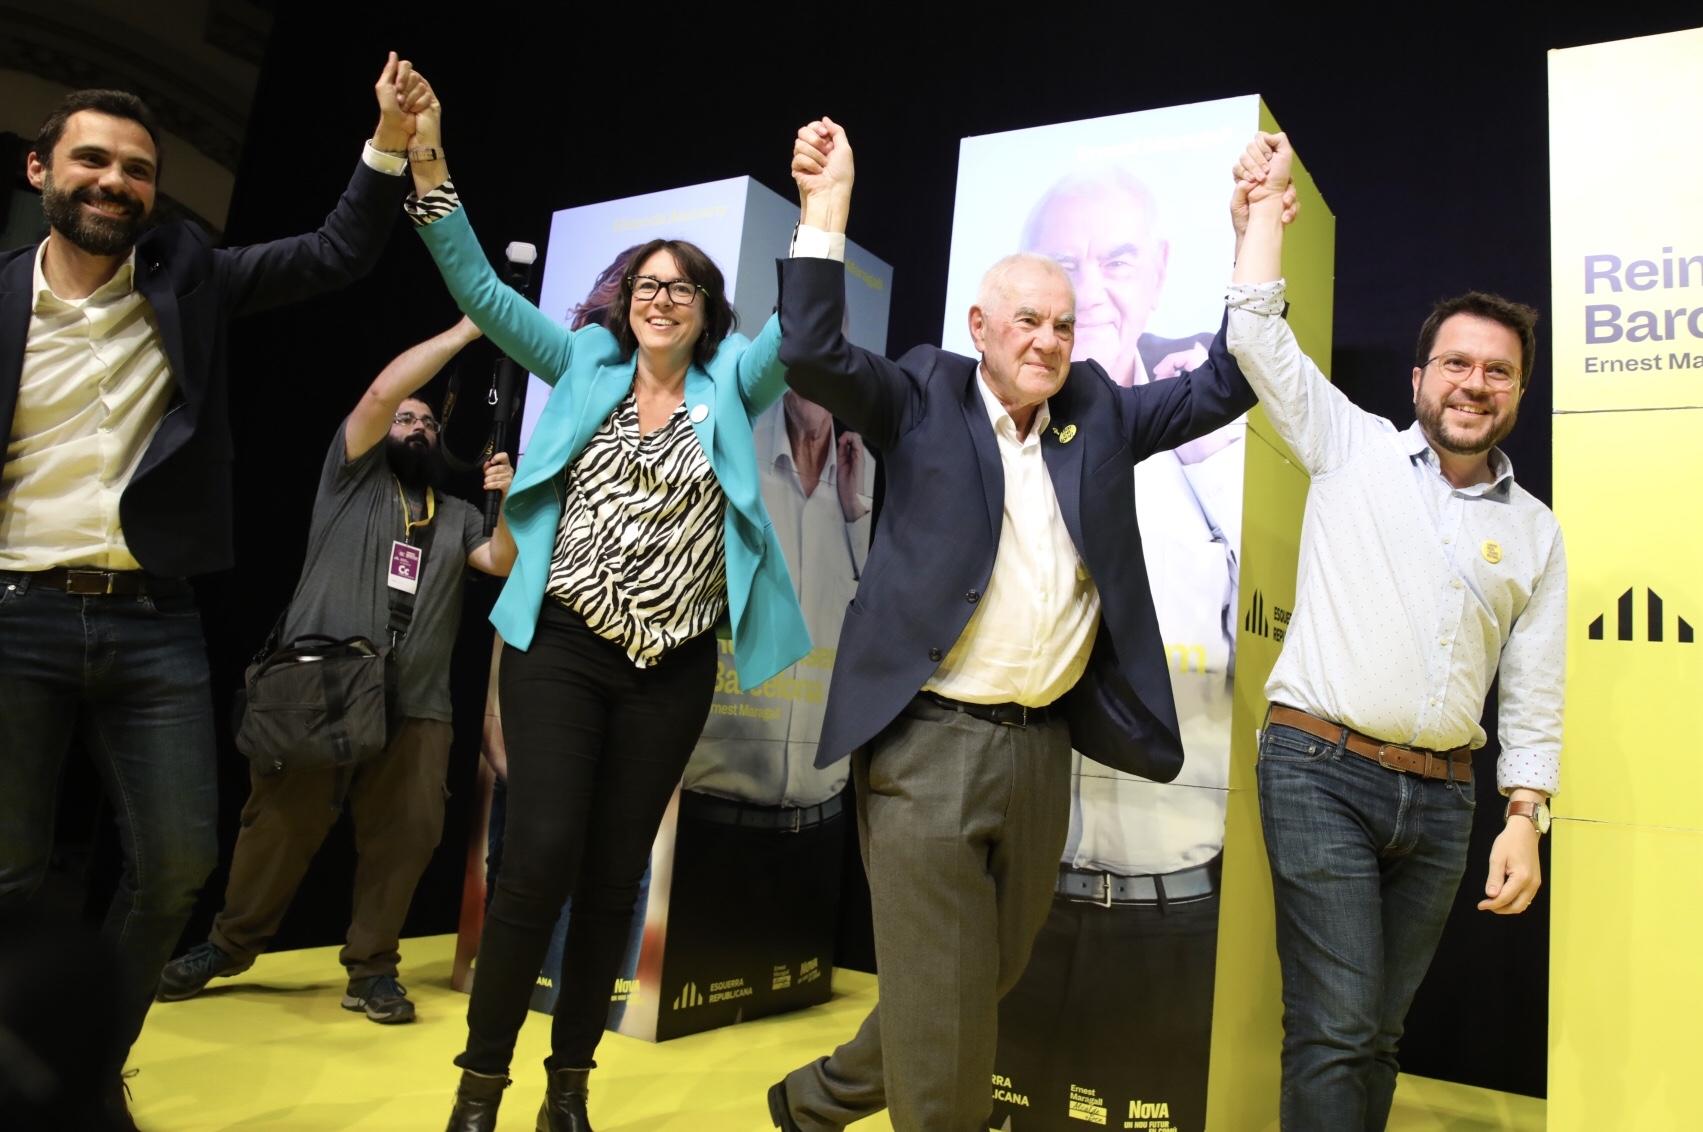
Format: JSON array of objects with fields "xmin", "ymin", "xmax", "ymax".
[{"xmin": 12, "ymin": 0, "xmax": 1697, "ymax": 1103}]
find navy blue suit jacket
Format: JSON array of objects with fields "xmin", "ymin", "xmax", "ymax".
[
  {"xmin": 778, "ymin": 256, "xmax": 1256, "ymax": 781},
  {"xmin": 0, "ymin": 159, "xmax": 406, "ymax": 578}
]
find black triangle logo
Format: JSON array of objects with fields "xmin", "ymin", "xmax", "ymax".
[{"xmin": 1587, "ymin": 586, "xmax": 1693, "ymax": 644}]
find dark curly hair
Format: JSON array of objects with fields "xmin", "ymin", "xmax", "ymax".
[
  {"xmin": 604, "ymin": 239, "xmax": 738, "ymax": 369},
  {"xmin": 34, "ymin": 89, "xmax": 163, "ymax": 176}
]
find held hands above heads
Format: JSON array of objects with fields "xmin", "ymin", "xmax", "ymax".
[
  {"xmin": 1233, "ymin": 130, "xmax": 1295, "ymax": 206},
  {"xmin": 1228, "ymin": 130, "xmax": 1300, "ymax": 260},
  {"xmin": 1230, "ymin": 131, "xmax": 1298, "ymax": 283},
  {"xmin": 793, "ymin": 117, "xmax": 854, "ymax": 234},
  {"xmin": 372, "ymin": 51, "xmax": 435, "ymax": 153},
  {"xmin": 406, "ymin": 73, "xmax": 448, "ymax": 197}
]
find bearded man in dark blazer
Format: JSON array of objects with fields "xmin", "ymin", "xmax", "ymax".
[{"xmin": 0, "ymin": 54, "xmax": 431, "ymax": 1125}]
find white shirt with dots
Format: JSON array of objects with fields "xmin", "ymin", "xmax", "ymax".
[{"xmin": 1226, "ymin": 280, "xmax": 1564, "ymax": 797}]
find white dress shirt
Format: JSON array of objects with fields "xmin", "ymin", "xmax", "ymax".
[
  {"xmin": 1, "ymin": 244, "xmax": 169, "ymax": 571},
  {"xmin": 1227, "ymin": 280, "xmax": 1565, "ymax": 796},
  {"xmin": 924, "ymin": 376, "xmax": 1101, "ymax": 708}
]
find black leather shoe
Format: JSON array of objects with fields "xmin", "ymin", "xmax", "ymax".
[
  {"xmin": 445, "ymin": 1069, "xmax": 510, "ymax": 1132},
  {"xmin": 768, "ymin": 1079, "xmax": 803, "ymax": 1132},
  {"xmin": 537, "ymin": 1065, "xmax": 594, "ymax": 1132}
]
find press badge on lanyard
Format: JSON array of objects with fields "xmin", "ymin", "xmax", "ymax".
[{"xmin": 388, "ymin": 479, "xmax": 435, "ymax": 595}]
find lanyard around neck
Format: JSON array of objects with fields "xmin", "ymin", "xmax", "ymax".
[{"xmin": 394, "ymin": 477, "xmax": 436, "ymax": 544}]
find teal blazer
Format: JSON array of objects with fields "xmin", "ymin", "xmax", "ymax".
[{"xmin": 418, "ymin": 209, "xmax": 810, "ymax": 690}]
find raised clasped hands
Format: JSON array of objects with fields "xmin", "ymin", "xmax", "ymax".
[
  {"xmin": 793, "ymin": 117, "xmax": 854, "ymax": 230},
  {"xmin": 373, "ymin": 51, "xmax": 437, "ymax": 152},
  {"xmin": 1230, "ymin": 130, "xmax": 1300, "ymax": 243}
]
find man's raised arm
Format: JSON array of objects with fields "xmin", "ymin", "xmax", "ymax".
[
  {"xmin": 1225, "ymin": 132, "xmax": 1361, "ymax": 478},
  {"xmin": 781, "ymin": 118, "xmax": 917, "ymax": 450}
]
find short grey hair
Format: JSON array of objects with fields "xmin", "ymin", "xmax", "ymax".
[{"xmin": 976, "ymin": 253, "xmax": 1074, "ymax": 313}]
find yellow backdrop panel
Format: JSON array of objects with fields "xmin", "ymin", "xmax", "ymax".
[
  {"xmin": 1547, "ymin": 820, "xmax": 1703, "ymax": 1130},
  {"xmin": 1549, "ymin": 26, "xmax": 1703, "ymax": 1129},
  {"xmin": 1551, "ymin": 408, "xmax": 1703, "ymax": 830},
  {"xmin": 1549, "ymin": 26, "xmax": 1703, "ymax": 415}
]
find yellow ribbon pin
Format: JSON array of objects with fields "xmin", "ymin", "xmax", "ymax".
[
  {"xmin": 1052, "ymin": 424, "xmax": 1077, "ymax": 444},
  {"xmin": 1481, "ymin": 540, "xmax": 1502, "ymax": 564}
]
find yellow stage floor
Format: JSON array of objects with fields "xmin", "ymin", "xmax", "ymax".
[{"xmin": 132, "ymin": 934, "xmax": 1544, "ymax": 1130}]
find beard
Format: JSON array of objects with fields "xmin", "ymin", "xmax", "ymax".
[
  {"xmin": 385, "ymin": 433, "xmax": 444, "ymax": 490},
  {"xmin": 1415, "ymin": 385, "xmax": 1518, "ymax": 457},
  {"xmin": 40, "ymin": 172, "xmax": 148, "ymax": 256}
]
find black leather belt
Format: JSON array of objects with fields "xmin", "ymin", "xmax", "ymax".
[
  {"xmin": 0, "ymin": 567, "xmax": 188, "ymax": 597},
  {"xmin": 680, "ymin": 790, "xmax": 844, "ymax": 833},
  {"xmin": 913, "ymin": 691, "xmax": 1056, "ymax": 728},
  {"xmin": 1057, "ymin": 860, "xmax": 1218, "ymax": 907}
]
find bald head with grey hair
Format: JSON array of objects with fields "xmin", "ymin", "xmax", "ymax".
[{"xmin": 966, "ymin": 252, "xmax": 1078, "ymax": 439}]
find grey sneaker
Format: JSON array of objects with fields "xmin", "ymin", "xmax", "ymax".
[
  {"xmin": 342, "ymin": 974, "xmax": 415, "ymax": 1024},
  {"xmin": 156, "ymin": 942, "xmax": 252, "ymax": 1001}
]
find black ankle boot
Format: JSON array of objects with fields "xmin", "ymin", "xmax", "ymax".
[
  {"xmin": 445, "ymin": 1069, "xmax": 510, "ymax": 1132},
  {"xmin": 536, "ymin": 1065, "xmax": 594, "ymax": 1132}
]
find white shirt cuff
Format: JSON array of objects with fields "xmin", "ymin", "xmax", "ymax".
[
  {"xmin": 361, "ymin": 141, "xmax": 409, "ymax": 176},
  {"xmin": 1226, "ymin": 278, "xmax": 1286, "ymax": 315},
  {"xmin": 790, "ymin": 223, "xmax": 845, "ymax": 262}
]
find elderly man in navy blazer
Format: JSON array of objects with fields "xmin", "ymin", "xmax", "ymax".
[
  {"xmin": 766, "ymin": 119, "xmax": 1264, "ymax": 1132},
  {"xmin": 0, "ymin": 55, "xmax": 429, "ymax": 1125}
]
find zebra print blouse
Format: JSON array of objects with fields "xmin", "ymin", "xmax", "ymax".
[{"xmin": 545, "ymin": 391, "xmax": 728, "ymax": 667}]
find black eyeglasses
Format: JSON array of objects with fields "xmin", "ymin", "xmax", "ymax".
[
  {"xmin": 629, "ymin": 275, "xmax": 704, "ymax": 305},
  {"xmin": 393, "ymin": 411, "xmax": 440, "ymax": 432}
]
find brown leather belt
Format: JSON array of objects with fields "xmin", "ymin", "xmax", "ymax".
[
  {"xmin": 0, "ymin": 567, "xmax": 187, "ymax": 597},
  {"xmin": 1266, "ymin": 705, "xmax": 1473, "ymax": 784}
]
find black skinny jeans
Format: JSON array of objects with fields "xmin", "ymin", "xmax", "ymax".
[{"xmin": 457, "ymin": 601, "xmax": 716, "ymax": 1073}]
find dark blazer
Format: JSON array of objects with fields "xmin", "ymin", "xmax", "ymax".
[
  {"xmin": 777, "ymin": 256, "xmax": 1256, "ymax": 781},
  {"xmin": 0, "ymin": 160, "xmax": 407, "ymax": 578}
]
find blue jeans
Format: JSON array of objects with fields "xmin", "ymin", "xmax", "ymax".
[
  {"xmin": 0, "ymin": 575, "xmax": 219, "ymax": 1058},
  {"xmin": 1256, "ymin": 720, "xmax": 1476, "ymax": 1132}
]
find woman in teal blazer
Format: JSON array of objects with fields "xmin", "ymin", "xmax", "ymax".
[{"xmin": 406, "ymin": 128, "xmax": 809, "ymax": 1132}]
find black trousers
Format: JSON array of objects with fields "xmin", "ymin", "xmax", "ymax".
[
  {"xmin": 458, "ymin": 601, "xmax": 715, "ymax": 1073},
  {"xmin": 994, "ymin": 879, "xmax": 1221, "ymax": 1131}
]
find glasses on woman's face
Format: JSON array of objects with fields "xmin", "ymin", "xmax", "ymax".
[
  {"xmin": 629, "ymin": 275, "xmax": 704, "ymax": 306},
  {"xmin": 392, "ymin": 411, "xmax": 440, "ymax": 432}
]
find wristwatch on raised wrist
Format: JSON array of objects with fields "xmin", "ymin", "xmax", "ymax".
[{"xmin": 1505, "ymin": 798, "xmax": 1551, "ymax": 836}]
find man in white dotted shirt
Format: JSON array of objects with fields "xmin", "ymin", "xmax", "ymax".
[{"xmin": 1226, "ymin": 133, "xmax": 1563, "ymax": 1131}]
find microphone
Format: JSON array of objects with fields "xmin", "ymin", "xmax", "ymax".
[
  {"xmin": 502, "ymin": 241, "xmax": 537, "ymax": 288},
  {"xmin": 484, "ymin": 241, "xmax": 540, "ymax": 536}
]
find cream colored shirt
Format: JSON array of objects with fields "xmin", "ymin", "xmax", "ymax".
[
  {"xmin": 924, "ymin": 373, "xmax": 1101, "ymax": 708},
  {"xmin": 1, "ymin": 242, "xmax": 171, "ymax": 571}
]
